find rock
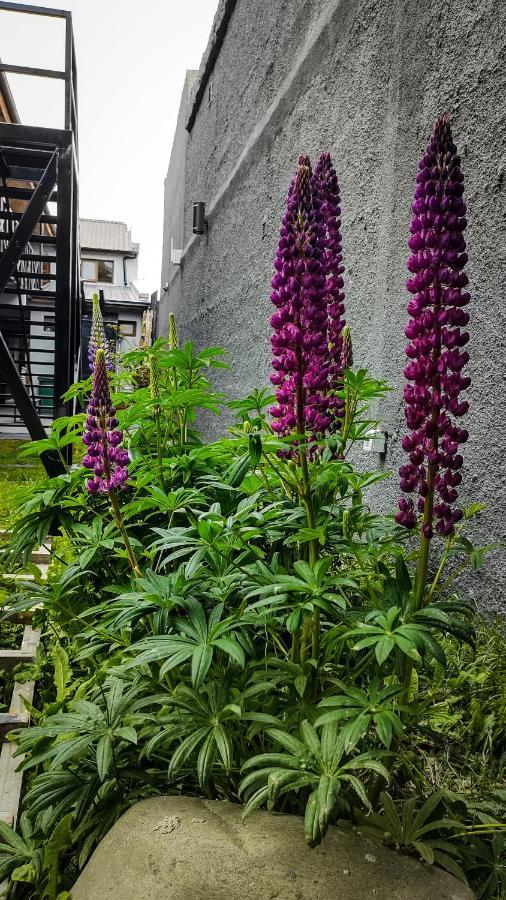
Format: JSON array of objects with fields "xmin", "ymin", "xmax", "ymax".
[{"xmin": 71, "ymin": 795, "xmax": 475, "ymax": 900}]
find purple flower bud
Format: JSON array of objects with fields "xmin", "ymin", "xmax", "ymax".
[{"xmin": 87, "ymin": 295, "xmax": 115, "ymax": 374}]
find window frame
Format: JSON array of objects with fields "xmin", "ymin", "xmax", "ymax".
[
  {"xmin": 118, "ymin": 320, "xmax": 137, "ymax": 338},
  {"xmin": 81, "ymin": 258, "xmax": 115, "ymax": 284}
]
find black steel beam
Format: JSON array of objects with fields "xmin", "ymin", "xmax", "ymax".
[
  {"xmin": 54, "ymin": 143, "xmax": 72, "ymax": 423},
  {"xmin": 0, "ymin": 2, "xmax": 67, "ymax": 18},
  {"xmin": 0, "ymin": 122, "xmax": 72, "ymax": 150},
  {"xmin": 0, "ymin": 149, "xmax": 57, "ymax": 296},
  {"xmin": 0, "ymin": 63, "xmax": 66, "ymax": 80}
]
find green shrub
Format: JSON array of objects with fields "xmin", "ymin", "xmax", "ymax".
[{"xmin": 0, "ymin": 338, "xmax": 502, "ymax": 899}]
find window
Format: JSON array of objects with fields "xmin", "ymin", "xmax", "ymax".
[
  {"xmin": 43, "ymin": 315, "xmax": 55, "ymax": 333},
  {"xmin": 118, "ymin": 320, "xmax": 137, "ymax": 337},
  {"xmin": 81, "ymin": 258, "xmax": 114, "ymax": 283}
]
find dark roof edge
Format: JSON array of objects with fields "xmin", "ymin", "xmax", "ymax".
[{"xmin": 186, "ymin": 0, "xmax": 238, "ymax": 132}]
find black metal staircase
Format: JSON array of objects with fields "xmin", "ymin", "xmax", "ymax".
[{"xmin": 0, "ymin": 2, "xmax": 79, "ymax": 475}]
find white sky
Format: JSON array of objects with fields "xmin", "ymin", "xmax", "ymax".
[{"xmin": 0, "ymin": 0, "xmax": 219, "ymax": 292}]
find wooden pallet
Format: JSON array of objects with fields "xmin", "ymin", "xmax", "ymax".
[
  {"xmin": 0, "ymin": 542, "xmax": 49, "ymax": 828},
  {"xmin": 0, "ymin": 623, "xmax": 41, "ymax": 826}
]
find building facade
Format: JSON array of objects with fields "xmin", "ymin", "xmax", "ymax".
[
  {"xmin": 80, "ymin": 218, "xmax": 151, "ymax": 372},
  {"xmin": 159, "ymin": 0, "xmax": 506, "ymax": 613}
]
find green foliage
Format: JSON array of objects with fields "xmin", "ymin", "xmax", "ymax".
[
  {"xmin": 357, "ymin": 792, "xmax": 466, "ymax": 881},
  {"xmin": 240, "ymin": 721, "xmax": 389, "ymax": 846},
  {"xmin": 0, "ymin": 337, "xmax": 503, "ymax": 898}
]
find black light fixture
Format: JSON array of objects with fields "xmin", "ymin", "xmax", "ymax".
[{"xmin": 192, "ymin": 202, "xmax": 207, "ymax": 235}]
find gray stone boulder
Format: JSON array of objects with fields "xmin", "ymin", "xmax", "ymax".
[{"xmin": 71, "ymin": 795, "xmax": 475, "ymax": 899}]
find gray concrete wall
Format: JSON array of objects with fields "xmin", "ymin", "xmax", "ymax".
[
  {"xmin": 159, "ymin": 70, "xmax": 198, "ymax": 335},
  {"xmin": 161, "ymin": 0, "xmax": 506, "ymax": 613}
]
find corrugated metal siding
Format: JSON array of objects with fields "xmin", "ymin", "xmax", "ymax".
[
  {"xmin": 80, "ymin": 218, "xmax": 139, "ymax": 253},
  {"xmin": 82, "ymin": 283, "xmax": 147, "ymax": 304}
]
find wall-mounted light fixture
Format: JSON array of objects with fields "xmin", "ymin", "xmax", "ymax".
[
  {"xmin": 193, "ymin": 202, "xmax": 207, "ymax": 235},
  {"xmin": 364, "ymin": 429, "xmax": 388, "ymax": 454}
]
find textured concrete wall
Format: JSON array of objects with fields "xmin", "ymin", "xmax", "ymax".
[
  {"xmin": 159, "ymin": 70, "xmax": 198, "ymax": 335},
  {"xmin": 161, "ymin": 0, "xmax": 506, "ymax": 612}
]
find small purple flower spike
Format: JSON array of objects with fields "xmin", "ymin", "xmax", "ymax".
[
  {"xmin": 396, "ymin": 116, "xmax": 470, "ymax": 538},
  {"xmin": 83, "ymin": 348, "xmax": 129, "ymax": 493}
]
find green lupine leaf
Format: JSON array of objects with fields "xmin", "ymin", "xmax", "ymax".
[
  {"xmin": 375, "ymin": 635, "xmax": 395, "ymax": 665},
  {"xmin": 96, "ymin": 735, "xmax": 113, "ymax": 781},
  {"xmin": 191, "ymin": 644, "xmax": 213, "ymax": 687},
  {"xmin": 196, "ymin": 731, "xmax": 216, "ymax": 786}
]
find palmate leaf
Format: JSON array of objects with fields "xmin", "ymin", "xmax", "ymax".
[
  {"xmin": 124, "ymin": 600, "xmax": 245, "ymax": 686},
  {"xmin": 240, "ymin": 722, "xmax": 390, "ymax": 846}
]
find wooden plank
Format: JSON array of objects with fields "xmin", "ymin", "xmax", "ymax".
[
  {"xmin": 0, "ymin": 623, "xmax": 41, "ymax": 827},
  {"xmin": 30, "ymin": 548, "xmax": 51, "ymax": 564},
  {"xmin": 21, "ymin": 624, "xmax": 40, "ymax": 655},
  {"xmin": 0, "ymin": 678, "xmax": 36, "ymax": 739},
  {"xmin": 0, "ymin": 742, "xmax": 23, "ymax": 826},
  {"xmin": 0, "ymin": 648, "xmax": 37, "ymax": 670}
]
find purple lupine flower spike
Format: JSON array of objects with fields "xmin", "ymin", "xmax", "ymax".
[
  {"xmin": 312, "ymin": 153, "xmax": 347, "ymax": 424},
  {"xmin": 83, "ymin": 348, "xmax": 129, "ymax": 493},
  {"xmin": 396, "ymin": 116, "xmax": 470, "ymax": 538},
  {"xmin": 269, "ymin": 155, "xmax": 329, "ymax": 441},
  {"xmin": 88, "ymin": 294, "xmax": 114, "ymax": 373}
]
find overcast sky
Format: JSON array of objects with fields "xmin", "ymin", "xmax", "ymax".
[{"xmin": 0, "ymin": 0, "xmax": 219, "ymax": 291}]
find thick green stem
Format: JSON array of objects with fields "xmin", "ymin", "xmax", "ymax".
[
  {"xmin": 426, "ymin": 532, "xmax": 454, "ymax": 602},
  {"xmin": 110, "ymin": 491, "xmax": 141, "ymax": 577},
  {"xmin": 402, "ymin": 269, "xmax": 443, "ymax": 704},
  {"xmin": 294, "ymin": 346, "xmax": 320, "ymax": 662},
  {"xmin": 154, "ymin": 408, "xmax": 166, "ymax": 492}
]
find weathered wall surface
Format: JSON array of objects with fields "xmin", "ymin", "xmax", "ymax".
[
  {"xmin": 160, "ymin": 0, "xmax": 506, "ymax": 612},
  {"xmin": 159, "ymin": 70, "xmax": 198, "ymax": 335}
]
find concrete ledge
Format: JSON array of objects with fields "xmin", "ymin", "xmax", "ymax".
[{"xmin": 71, "ymin": 795, "xmax": 475, "ymax": 900}]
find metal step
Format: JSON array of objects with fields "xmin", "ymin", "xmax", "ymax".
[
  {"xmin": 0, "ymin": 186, "xmax": 57, "ymax": 203},
  {"xmin": 23, "ymin": 234, "xmax": 56, "ymax": 246},
  {"xmin": 19, "ymin": 253, "xmax": 56, "ymax": 263},
  {"xmin": 2, "ymin": 288, "xmax": 56, "ymax": 298},
  {"xmin": 0, "ymin": 212, "xmax": 57, "ymax": 225}
]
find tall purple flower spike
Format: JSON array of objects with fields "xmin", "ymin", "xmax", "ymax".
[
  {"xmin": 396, "ymin": 116, "xmax": 470, "ymax": 538},
  {"xmin": 312, "ymin": 152, "xmax": 347, "ymax": 423},
  {"xmin": 88, "ymin": 294, "xmax": 114, "ymax": 373},
  {"xmin": 83, "ymin": 348, "xmax": 129, "ymax": 493},
  {"xmin": 269, "ymin": 155, "xmax": 331, "ymax": 440}
]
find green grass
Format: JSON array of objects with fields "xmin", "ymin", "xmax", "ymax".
[{"xmin": 0, "ymin": 439, "xmax": 43, "ymax": 529}]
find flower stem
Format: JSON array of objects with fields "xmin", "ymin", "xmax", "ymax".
[
  {"xmin": 110, "ymin": 490, "xmax": 141, "ymax": 577},
  {"xmin": 294, "ymin": 346, "xmax": 319, "ymax": 662},
  {"xmin": 154, "ymin": 407, "xmax": 166, "ymax": 492}
]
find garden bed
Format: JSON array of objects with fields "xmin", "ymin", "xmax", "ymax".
[{"xmin": 0, "ymin": 126, "xmax": 504, "ymax": 899}]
